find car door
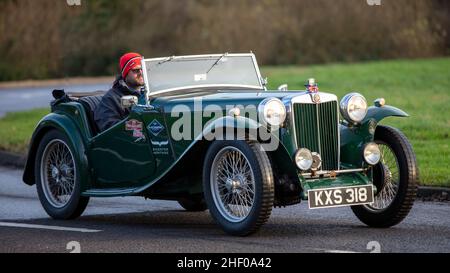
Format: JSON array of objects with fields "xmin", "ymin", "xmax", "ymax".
[{"xmin": 88, "ymin": 111, "xmax": 156, "ymax": 188}]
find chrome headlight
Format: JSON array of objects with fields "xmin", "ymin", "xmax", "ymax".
[
  {"xmin": 364, "ymin": 142, "xmax": 381, "ymax": 165},
  {"xmin": 295, "ymin": 148, "xmax": 313, "ymax": 171},
  {"xmin": 340, "ymin": 93, "xmax": 368, "ymax": 124},
  {"xmin": 258, "ymin": 98, "xmax": 287, "ymax": 127}
]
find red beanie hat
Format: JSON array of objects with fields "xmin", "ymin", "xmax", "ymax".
[{"xmin": 120, "ymin": 52, "xmax": 142, "ymax": 78}]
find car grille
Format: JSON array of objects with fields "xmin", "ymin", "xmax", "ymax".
[{"xmin": 293, "ymin": 101, "xmax": 339, "ymax": 171}]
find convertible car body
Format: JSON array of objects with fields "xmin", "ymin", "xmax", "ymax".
[{"xmin": 23, "ymin": 53, "xmax": 418, "ymax": 235}]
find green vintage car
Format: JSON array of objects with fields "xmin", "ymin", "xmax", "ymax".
[{"xmin": 23, "ymin": 53, "xmax": 418, "ymax": 236}]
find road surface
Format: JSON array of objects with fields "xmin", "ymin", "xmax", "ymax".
[
  {"xmin": 0, "ymin": 166, "xmax": 449, "ymax": 253},
  {"xmin": 0, "ymin": 81, "xmax": 449, "ymax": 254},
  {"xmin": 0, "ymin": 82, "xmax": 110, "ymax": 117}
]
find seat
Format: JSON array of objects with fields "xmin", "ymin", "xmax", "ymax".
[{"xmin": 78, "ymin": 95, "xmax": 103, "ymax": 136}]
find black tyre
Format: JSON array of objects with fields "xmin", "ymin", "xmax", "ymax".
[
  {"xmin": 178, "ymin": 195, "xmax": 208, "ymax": 212},
  {"xmin": 35, "ymin": 129, "xmax": 89, "ymax": 220},
  {"xmin": 203, "ymin": 141, "xmax": 274, "ymax": 236},
  {"xmin": 351, "ymin": 125, "xmax": 418, "ymax": 227}
]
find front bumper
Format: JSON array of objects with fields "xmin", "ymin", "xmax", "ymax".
[{"xmin": 300, "ymin": 169, "xmax": 373, "ymax": 200}]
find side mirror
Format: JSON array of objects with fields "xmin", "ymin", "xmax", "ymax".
[
  {"xmin": 278, "ymin": 84, "xmax": 288, "ymax": 91},
  {"xmin": 121, "ymin": 95, "xmax": 138, "ymax": 108}
]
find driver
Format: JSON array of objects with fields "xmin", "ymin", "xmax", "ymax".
[{"xmin": 94, "ymin": 52, "xmax": 145, "ymax": 132}]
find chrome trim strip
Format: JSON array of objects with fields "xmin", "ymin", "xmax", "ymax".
[
  {"xmin": 250, "ymin": 52, "xmax": 266, "ymax": 90},
  {"xmin": 144, "ymin": 53, "xmax": 257, "ymax": 62},
  {"xmin": 315, "ymin": 103, "xmax": 322, "ymax": 167},
  {"xmin": 141, "ymin": 57, "xmax": 151, "ymax": 102},
  {"xmin": 337, "ymin": 102, "xmax": 341, "ymax": 170},
  {"xmin": 291, "ymin": 92, "xmax": 338, "ymax": 104}
]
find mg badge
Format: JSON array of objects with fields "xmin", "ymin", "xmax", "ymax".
[{"xmin": 312, "ymin": 93, "xmax": 321, "ymax": 103}]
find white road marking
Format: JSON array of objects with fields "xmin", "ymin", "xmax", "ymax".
[
  {"xmin": 324, "ymin": 250, "xmax": 360, "ymax": 253},
  {"xmin": 314, "ymin": 248, "xmax": 361, "ymax": 253},
  {"xmin": 0, "ymin": 222, "xmax": 102, "ymax": 233}
]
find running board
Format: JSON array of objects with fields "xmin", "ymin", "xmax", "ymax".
[{"xmin": 82, "ymin": 187, "xmax": 140, "ymax": 197}]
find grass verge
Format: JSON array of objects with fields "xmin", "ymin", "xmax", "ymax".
[
  {"xmin": 0, "ymin": 108, "xmax": 49, "ymax": 154},
  {"xmin": 262, "ymin": 58, "xmax": 450, "ymax": 187},
  {"xmin": 0, "ymin": 58, "xmax": 448, "ymax": 186}
]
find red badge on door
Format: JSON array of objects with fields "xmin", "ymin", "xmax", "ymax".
[{"xmin": 126, "ymin": 119, "xmax": 145, "ymax": 139}]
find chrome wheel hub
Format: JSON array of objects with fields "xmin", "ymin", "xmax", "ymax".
[
  {"xmin": 51, "ymin": 166, "xmax": 59, "ymax": 180},
  {"xmin": 226, "ymin": 174, "xmax": 246, "ymax": 194}
]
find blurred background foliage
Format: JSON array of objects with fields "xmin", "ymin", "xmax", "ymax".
[{"xmin": 0, "ymin": 0, "xmax": 449, "ymax": 81}]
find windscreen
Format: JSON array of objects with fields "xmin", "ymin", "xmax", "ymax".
[{"xmin": 144, "ymin": 54, "xmax": 263, "ymax": 92}]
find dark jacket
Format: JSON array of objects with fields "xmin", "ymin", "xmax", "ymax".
[{"xmin": 94, "ymin": 76, "xmax": 142, "ymax": 132}]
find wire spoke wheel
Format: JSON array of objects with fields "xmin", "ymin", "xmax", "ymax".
[
  {"xmin": 366, "ymin": 142, "xmax": 400, "ymax": 211},
  {"xmin": 351, "ymin": 125, "xmax": 418, "ymax": 228},
  {"xmin": 204, "ymin": 141, "xmax": 274, "ymax": 236},
  {"xmin": 41, "ymin": 139, "xmax": 76, "ymax": 208},
  {"xmin": 211, "ymin": 147, "xmax": 256, "ymax": 223}
]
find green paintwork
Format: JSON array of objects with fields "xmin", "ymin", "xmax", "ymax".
[
  {"xmin": 23, "ymin": 89, "xmax": 409, "ymax": 203},
  {"xmin": 23, "ymin": 104, "xmax": 92, "ymax": 190},
  {"xmin": 363, "ymin": 105, "xmax": 409, "ymax": 124},
  {"xmin": 340, "ymin": 104, "xmax": 409, "ymax": 167}
]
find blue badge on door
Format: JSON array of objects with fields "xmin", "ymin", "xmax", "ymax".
[{"xmin": 148, "ymin": 119, "xmax": 164, "ymax": 136}]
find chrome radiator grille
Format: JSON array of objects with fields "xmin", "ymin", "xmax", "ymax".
[{"xmin": 293, "ymin": 101, "xmax": 339, "ymax": 171}]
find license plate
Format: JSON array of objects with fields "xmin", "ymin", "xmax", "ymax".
[{"xmin": 308, "ymin": 185, "xmax": 374, "ymax": 209}]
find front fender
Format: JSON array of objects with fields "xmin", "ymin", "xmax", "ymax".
[
  {"xmin": 200, "ymin": 116, "xmax": 290, "ymax": 153},
  {"xmin": 22, "ymin": 113, "xmax": 90, "ymax": 189},
  {"xmin": 363, "ymin": 105, "xmax": 409, "ymax": 124},
  {"xmin": 200, "ymin": 115, "xmax": 298, "ymax": 178},
  {"xmin": 341, "ymin": 105, "xmax": 409, "ymax": 167},
  {"xmin": 200, "ymin": 116, "xmax": 261, "ymax": 140}
]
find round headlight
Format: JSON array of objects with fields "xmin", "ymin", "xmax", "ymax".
[
  {"xmin": 295, "ymin": 148, "xmax": 313, "ymax": 171},
  {"xmin": 258, "ymin": 98, "xmax": 287, "ymax": 127},
  {"xmin": 364, "ymin": 143, "xmax": 381, "ymax": 165},
  {"xmin": 340, "ymin": 93, "xmax": 368, "ymax": 123}
]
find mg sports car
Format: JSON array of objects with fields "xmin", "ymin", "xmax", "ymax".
[{"xmin": 23, "ymin": 53, "xmax": 418, "ymax": 236}]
